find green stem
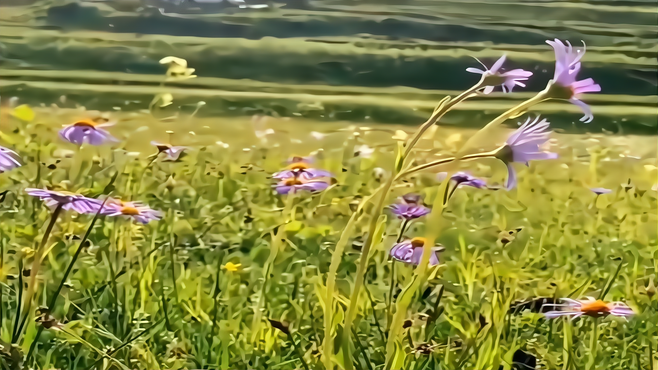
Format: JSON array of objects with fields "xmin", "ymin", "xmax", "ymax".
[
  {"xmin": 587, "ymin": 318, "xmax": 599, "ymax": 370},
  {"xmin": 322, "ymin": 185, "xmax": 384, "ymax": 370},
  {"xmin": 341, "ymin": 80, "xmax": 485, "ymax": 370},
  {"xmin": 14, "ymin": 204, "xmax": 63, "ymax": 342},
  {"xmin": 287, "ymin": 331, "xmax": 311, "ymax": 370},
  {"xmin": 25, "ymin": 199, "xmax": 108, "ymax": 363},
  {"xmin": 387, "ymin": 219, "xmax": 409, "ymax": 332},
  {"xmin": 396, "ymin": 150, "xmax": 498, "ymax": 179},
  {"xmin": 385, "ymin": 88, "xmax": 551, "ymax": 369},
  {"xmin": 251, "ymin": 193, "xmax": 296, "ymax": 343}
]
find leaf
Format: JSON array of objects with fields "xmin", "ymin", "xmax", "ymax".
[
  {"xmin": 285, "ymin": 220, "xmax": 303, "ymax": 232},
  {"xmin": 11, "ymin": 104, "xmax": 35, "ymax": 122}
]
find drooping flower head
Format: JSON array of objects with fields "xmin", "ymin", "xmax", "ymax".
[
  {"xmin": 59, "ymin": 119, "xmax": 118, "ymax": 146},
  {"xmin": 102, "ymin": 199, "xmax": 162, "ymax": 224},
  {"xmin": 546, "ymin": 39, "xmax": 601, "ymax": 123},
  {"xmin": 590, "ymin": 187, "xmax": 612, "ymax": 195},
  {"xmin": 0, "ymin": 146, "xmax": 22, "ymax": 173},
  {"xmin": 390, "ymin": 237, "xmax": 444, "ymax": 266},
  {"xmin": 437, "ymin": 171, "xmax": 487, "ymax": 189},
  {"xmin": 543, "ymin": 297, "xmax": 634, "ymax": 319},
  {"xmin": 496, "ymin": 117, "xmax": 558, "ymax": 190},
  {"xmin": 151, "ymin": 141, "xmax": 187, "ymax": 161},
  {"xmin": 388, "ymin": 193, "xmax": 431, "ymax": 220},
  {"xmin": 272, "ymin": 156, "xmax": 332, "ymax": 180},
  {"xmin": 467, "ymin": 55, "xmax": 533, "ymax": 94},
  {"xmin": 274, "ymin": 174, "xmax": 330, "ymax": 195},
  {"xmin": 26, "ymin": 188, "xmax": 102, "ymax": 214}
]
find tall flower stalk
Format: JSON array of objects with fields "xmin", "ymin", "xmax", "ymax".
[
  {"xmin": 336, "ymin": 75, "xmax": 487, "ymax": 370},
  {"xmin": 14, "ymin": 204, "xmax": 63, "ymax": 342}
]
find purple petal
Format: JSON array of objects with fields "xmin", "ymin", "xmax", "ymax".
[
  {"xmin": 466, "ymin": 67, "xmax": 485, "ymax": 74},
  {"xmin": 569, "ymin": 98, "xmax": 594, "ymax": 123},
  {"xmin": 489, "ymin": 54, "xmax": 507, "ymax": 74},
  {"xmin": 505, "ymin": 164, "xmax": 517, "ymax": 190},
  {"xmin": 590, "ymin": 187, "xmax": 612, "ymax": 195}
]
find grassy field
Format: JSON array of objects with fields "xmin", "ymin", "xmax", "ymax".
[{"xmin": 0, "ymin": 93, "xmax": 656, "ymax": 370}]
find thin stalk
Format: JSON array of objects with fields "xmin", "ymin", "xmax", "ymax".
[
  {"xmin": 385, "ymin": 89, "xmax": 552, "ymax": 367},
  {"xmin": 11, "ymin": 259, "xmax": 24, "ymax": 341},
  {"xmin": 599, "ymin": 259, "xmax": 623, "ymax": 301},
  {"xmin": 343, "ymin": 80, "xmax": 485, "ymax": 370},
  {"xmin": 14, "ymin": 204, "xmax": 63, "ymax": 342},
  {"xmin": 25, "ymin": 199, "xmax": 109, "ymax": 363},
  {"xmin": 424, "ymin": 285, "xmax": 444, "ymax": 341},
  {"xmin": 587, "ymin": 318, "xmax": 599, "ymax": 370},
  {"xmin": 287, "ymin": 331, "xmax": 311, "ymax": 370},
  {"xmin": 250, "ymin": 193, "xmax": 296, "ymax": 343},
  {"xmin": 322, "ymin": 187, "xmax": 382, "ymax": 370},
  {"xmin": 387, "ymin": 219, "xmax": 410, "ymax": 332},
  {"xmin": 397, "ymin": 151, "xmax": 498, "ymax": 179},
  {"xmin": 168, "ymin": 192, "xmax": 180, "ymax": 303},
  {"xmin": 352, "ymin": 327, "xmax": 375, "ymax": 370}
]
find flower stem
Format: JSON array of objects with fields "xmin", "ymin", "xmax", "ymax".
[
  {"xmin": 322, "ymin": 186, "xmax": 383, "ymax": 370},
  {"xmin": 586, "ymin": 318, "xmax": 599, "ymax": 370},
  {"xmin": 341, "ymin": 80, "xmax": 484, "ymax": 370},
  {"xmin": 396, "ymin": 150, "xmax": 498, "ymax": 179},
  {"xmin": 387, "ymin": 219, "xmax": 409, "ymax": 332},
  {"xmin": 25, "ymin": 199, "xmax": 109, "ymax": 363},
  {"xmin": 251, "ymin": 192, "xmax": 296, "ymax": 343},
  {"xmin": 13, "ymin": 203, "xmax": 63, "ymax": 342},
  {"xmin": 287, "ymin": 331, "xmax": 311, "ymax": 370}
]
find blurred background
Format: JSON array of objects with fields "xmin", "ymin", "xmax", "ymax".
[{"xmin": 0, "ymin": 0, "xmax": 656, "ymax": 134}]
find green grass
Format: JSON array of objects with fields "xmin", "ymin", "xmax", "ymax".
[{"xmin": 0, "ymin": 97, "xmax": 656, "ymax": 370}]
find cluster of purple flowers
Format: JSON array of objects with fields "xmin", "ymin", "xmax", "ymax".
[
  {"xmin": 272, "ymin": 156, "xmax": 332, "ymax": 194},
  {"xmin": 25, "ymin": 189, "xmax": 162, "ymax": 224}
]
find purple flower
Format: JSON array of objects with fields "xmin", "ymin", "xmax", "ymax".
[
  {"xmin": 590, "ymin": 187, "xmax": 612, "ymax": 195},
  {"xmin": 389, "ymin": 193, "xmax": 430, "ymax": 220},
  {"xmin": 467, "ymin": 55, "xmax": 533, "ymax": 94},
  {"xmin": 0, "ymin": 146, "xmax": 22, "ymax": 173},
  {"xmin": 102, "ymin": 200, "xmax": 162, "ymax": 224},
  {"xmin": 274, "ymin": 176, "xmax": 330, "ymax": 195},
  {"xmin": 26, "ymin": 188, "xmax": 102, "ymax": 214},
  {"xmin": 496, "ymin": 117, "xmax": 558, "ymax": 190},
  {"xmin": 390, "ymin": 237, "xmax": 444, "ymax": 266},
  {"xmin": 437, "ymin": 172, "xmax": 487, "ymax": 189},
  {"xmin": 59, "ymin": 119, "xmax": 118, "ymax": 146},
  {"xmin": 272, "ymin": 157, "xmax": 332, "ymax": 180},
  {"xmin": 151, "ymin": 141, "xmax": 186, "ymax": 161},
  {"xmin": 543, "ymin": 297, "xmax": 634, "ymax": 319},
  {"xmin": 546, "ymin": 39, "xmax": 601, "ymax": 123}
]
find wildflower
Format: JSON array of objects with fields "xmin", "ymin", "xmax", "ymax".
[
  {"xmin": 102, "ymin": 200, "xmax": 162, "ymax": 224},
  {"xmin": 388, "ymin": 193, "xmax": 431, "ymax": 220},
  {"xmin": 222, "ymin": 262, "xmax": 241, "ymax": 272},
  {"xmin": 546, "ymin": 39, "xmax": 601, "ymax": 123},
  {"xmin": 390, "ymin": 237, "xmax": 444, "ymax": 266},
  {"xmin": 274, "ymin": 175, "xmax": 330, "ymax": 195},
  {"xmin": 0, "ymin": 146, "xmax": 22, "ymax": 173},
  {"xmin": 437, "ymin": 171, "xmax": 487, "ymax": 189},
  {"xmin": 590, "ymin": 187, "xmax": 612, "ymax": 195},
  {"xmin": 543, "ymin": 297, "xmax": 634, "ymax": 319},
  {"xmin": 272, "ymin": 156, "xmax": 332, "ymax": 180},
  {"xmin": 151, "ymin": 141, "xmax": 186, "ymax": 161},
  {"xmin": 59, "ymin": 119, "xmax": 118, "ymax": 146},
  {"xmin": 466, "ymin": 55, "xmax": 533, "ymax": 94},
  {"xmin": 495, "ymin": 117, "xmax": 558, "ymax": 190},
  {"xmin": 26, "ymin": 188, "xmax": 102, "ymax": 214}
]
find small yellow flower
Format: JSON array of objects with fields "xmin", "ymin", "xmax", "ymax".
[{"xmin": 222, "ymin": 262, "xmax": 241, "ymax": 272}]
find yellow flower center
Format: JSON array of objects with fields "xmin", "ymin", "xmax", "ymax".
[
  {"xmin": 121, "ymin": 206, "xmax": 140, "ymax": 216},
  {"xmin": 410, "ymin": 237, "xmax": 426, "ymax": 248},
  {"xmin": 579, "ymin": 300, "xmax": 611, "ymax": 315},
  {"xmin": 72, "ymin": 119, "xmax": 99, "ymax": 128},
  {"xmin": 283, "ymin": 178, "xmax": 303, "ymax": 186},
  {"xmin": 287, "ymin": 162, "xmax": 310, "ymax": 171}
]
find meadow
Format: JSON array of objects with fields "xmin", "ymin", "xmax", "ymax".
[{"xmin": 0, "ymin": 39, "xmax": 657, "ymax": 370}]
